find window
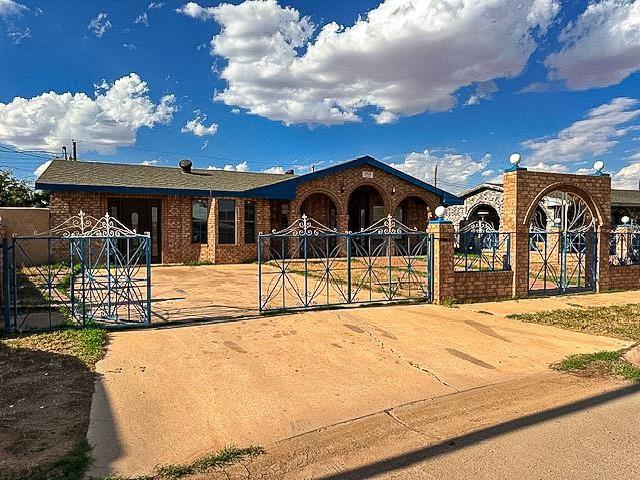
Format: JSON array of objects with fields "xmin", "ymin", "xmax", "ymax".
[
  {"xmin": 218, "ymin": 199, "xmax": 236, "ymax": 244},
  {"xmin": 244, "ymin": 201, "xmax": 256, "ymax": 244},
  {"xmin": 191, "ymin": 199, "xmax": 209, "ymax": 244}
]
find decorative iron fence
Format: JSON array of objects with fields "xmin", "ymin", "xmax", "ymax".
[
  {"xmin": 609, "ymin": 231, "xmax": 640, "ymax": 266},
  {"xmin": 528, "ymin": 231, "xmax": 597, "ymax": 294},
  {"xmin": 454, "ymin": 231, "xmax": 511, "ymax": 271},
  {"xmin": 258, "ymin": 215, "xmax": 432, "ymax": 312},
  {"xmin": 2, "ymin": 212, "xmax": 151, "ymax": 331}
]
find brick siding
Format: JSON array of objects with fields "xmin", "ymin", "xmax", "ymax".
[{"xmin": 453, "ymin": 270, "xmax": 513, "ymax": 301}]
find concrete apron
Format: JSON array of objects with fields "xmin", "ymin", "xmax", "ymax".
[{"xmin": 87, "ymin": 299, "xmax": 632, "ymax": 477}]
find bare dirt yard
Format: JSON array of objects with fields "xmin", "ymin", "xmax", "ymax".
[{"xmin": 0, "ymin": 329, "xmax": 107, "ymax": 480}]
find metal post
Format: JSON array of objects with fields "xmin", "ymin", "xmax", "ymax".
[
  {"xmin": 2, "ymin": 238, "xmax": 10, "ymax": 332},
  {"xmin": 80, "ymin": 238, "xmax": 86, "ymax": 325},
  {"xmin": 347, "ymin": 235, "xmax": 352, "ymax": 303},
  {"xmin": 258, "ymin": 234, "xmax": 262, "ymax": 313},
  {"xmin": 303, "ymin": 235, "xmax": 308, "ymax": 307},
  {"xmin": 11, "ymin": 237, "xmax": 17, "ymax": 330},
  {"xmin": 47, "ymin": 237, "xmax": 52, "ymax": 328},
  {"xmin": 70, "ymin": 240, "xmax": 75, "ymax": 323},
  {"xmin": 106, "ymin": 237, "xmax": 112, "ymax": 320},
  {"xmin": 145, "ymin": 235, "xmax": 151, "ymax": 325}
]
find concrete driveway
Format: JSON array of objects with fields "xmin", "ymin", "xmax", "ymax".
[{"xmin": 87, "ymin": 298, "xmax": 631, "ymax": 477}]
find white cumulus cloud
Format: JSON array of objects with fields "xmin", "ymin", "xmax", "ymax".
[
  {"xmin": 613, "ymin": 162, "xmax": 640, "ymax": 189},
  {"xmin": 522, "ymin": 97, "xmax": 640, "ymax": 166},
  {"xmin": 0, "ymin": 73, "xmax": 176, "ymax": 153},
  {"xmin": 181, "ymin": 112, "xmax": 218, "ymax": 136},
  {"xmin": 0, "ymin": 0, "xmax": 27, "ymax": 16},
  {"xmin": 389, "ymin": 149, "xmax": 491, "ymax": 192},
  {"xmin": 545, "ymin": 0, "xmax": 640, "ymax": 90},
  {"xmin": 88, "ymin": 12, "xmax": 111, "ymax": 37},
  {"xmin": 148, "ymin": 2, "xmax": 164, "ymax": 9},
  {"xmin": 134, "ymin": 12, "xmax": 149, "ymax": 27},
  {"xmin": 178, "ymin": 0, "xmax": 559, "ymax": 126},
  {"xmin": 207, "ymin": 161, "xmax": 249, "ymax": 171}
]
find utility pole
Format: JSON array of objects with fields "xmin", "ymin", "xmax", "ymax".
[
  {"xmin": 433, "ymin": 164, "xmax": 438, "ymax": 187},
  {"xmin": 72, "ymin": 140, "xmax": 78, "ymax": 160},
  {"xmin": 62, "ymin": 146, "xmax": 68, "ymax": 160}
]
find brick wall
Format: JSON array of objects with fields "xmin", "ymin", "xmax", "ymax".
[
  {"xmin": 453, "ymin": 270, "xmax": 513, "ymax": 301},
  {"xmin": 609, "ymin": 265, "xmax": 640, "ymax": 291}
]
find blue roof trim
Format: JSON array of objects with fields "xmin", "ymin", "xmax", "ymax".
[
  {"xmin": 257, "ymin": 155, "xmax": 463, "ymax": 206},
  {"xmin": 36, "ymin": 155, "xmax": 463, "ymax": 205},
  {"xmin": 36, "ymin": 182, "xmax": 296, "ymax": 199}
]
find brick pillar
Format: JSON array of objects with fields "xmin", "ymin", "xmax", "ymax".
[
  {"xmin": 502, "ymin": 169, "xmax": 529, "ymax": 297},
  {"xmin": 428, "ymin": 220, "xmax": 455, "ymax": 304}
]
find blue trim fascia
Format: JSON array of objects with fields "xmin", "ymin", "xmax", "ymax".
[
  {"xmin": 429, "ymin": 218, "xmax": 452, "ymax": 224},
  {"xmin": 35, "ymin": 182, "xmax": 296, "ymax": 199},
  {"xmin": 591, "ymin": 172, "xmax": 609, "ymax": 177},
  {"xmin": 35, "ymin": 155, "xmax": 463, "ymax": 204},
  {"xmin": 256, "ymin": 155, "xmax": 464, "ymax": 206}
]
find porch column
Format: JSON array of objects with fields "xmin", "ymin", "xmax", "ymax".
[{"xmin": 428, "ymin": 220, "xmax": 455, "ymax": 304}]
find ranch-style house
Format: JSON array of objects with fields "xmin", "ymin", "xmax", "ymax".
[{"xmin": 36, "ymin": 156, "xmax": 462, "ymax": 264}]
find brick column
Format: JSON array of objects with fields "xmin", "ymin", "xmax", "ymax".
[
  {"xmin": 428, "ymin": 220, "xmax": 455, "ymax": 304},
  {"xmin": 502, "ymin": 169, "xmax": 529, "ymax": 297}
]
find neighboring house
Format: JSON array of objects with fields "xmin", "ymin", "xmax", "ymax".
[
  {"xmin": 36, "ymin": 156, "xmax": 461, "ymax": 264},
  {"xmin": 446, "ymin": 181, "xmax": 640, "ymax": 231}
]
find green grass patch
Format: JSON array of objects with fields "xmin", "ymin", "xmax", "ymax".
[
  {"xmin": 507, "ymin": 303, "xmax": 640, "ymax": 341},
  {"xmin": 101, "ymin": 445, "xmax": 265, "ymax": 480},
  {"xmin": 554, "ymin": 350, "xmax": 640, "ymax": 382},
  {"xmin": 2, "ymin": 326, "xmax": 108, "ymax": 368}
]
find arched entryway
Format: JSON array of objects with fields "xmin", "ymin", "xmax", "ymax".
[
  {"xmin": 463, "ymin": 203, "xmax": 501, "ymax": 231},
  {"xmin": 300, "ymin": 192, "xmax": 338, "ymax": 229},
  {"xmin": 394, "ymin": 195, "xmax": 431, "ymax": 230},
  {"xmin": 527, "ymin": 188, "xmax": 598, "ymax": 295},
  {"xmin": 348, "ymin": 185, "xmax": 386, "ymax": 232}
]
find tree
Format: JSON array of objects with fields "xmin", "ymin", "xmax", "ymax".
[{"xmin": 0, "ymin": 169, "xmax": 49, "ymax": 207}]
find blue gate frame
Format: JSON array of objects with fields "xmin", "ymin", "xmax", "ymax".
[
  {"xmin": 2, "ymin": 211, "xmax": 151, "ymax": 332},
  {"xmin": 258, "ymin": 215, "xmax": 432, "ymax": 313}
]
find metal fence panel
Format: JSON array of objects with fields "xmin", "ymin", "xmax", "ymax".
[{"xmin": 258, "ymin": 215, "xmax": 432, "ymax": 313}]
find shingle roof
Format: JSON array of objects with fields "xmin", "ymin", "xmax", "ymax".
[
  {"xmin": 35, "ymin": 156, "xmax": 463, "ymax": 205},
  {"xmin": 612, "ymin": 189, "xmax": 640, "ymax": 206},
  {"xmin": 36, "ymin": 160, "xmax": 294, "ymax": 196}
]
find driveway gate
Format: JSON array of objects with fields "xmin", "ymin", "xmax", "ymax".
[
  {"xmin": 528, "ymin": 191, "xmax": 598, "ymax": 295},
  {"xmin": 258, "ymin": 215, "xmax": 432, "ymax": 312},
  {"xmin": 2, "ymin": 211, "xmax": 151, "ymax": 331}
]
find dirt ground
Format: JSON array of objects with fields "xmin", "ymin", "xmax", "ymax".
[
  {"xmin": 87, "ymin": 292, "xmax": 632, "ymax": 477},
  {"xmin": 0, "ymin": 342, "xmax": 94, "ymax": 478}
]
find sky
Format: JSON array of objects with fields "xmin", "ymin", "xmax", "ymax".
[{"xmin": 1, "ymin": 0, "xmax": 639, "ymax": 194}]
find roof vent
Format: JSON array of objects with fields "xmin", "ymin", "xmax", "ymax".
[
  {"xmin": 285, "ymin": 168, "xmax": 295, "ymax": 175},
  {"xmin": 179, "ymin": 159, "xmax": 193, "ymax": 174}
]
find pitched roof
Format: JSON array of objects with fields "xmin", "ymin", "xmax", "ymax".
[
  {"xmin": 457, "ymin": 182, "xmax": 504, "ymax": 199},
  {"xmin": 36, "ymin": 160, "xmax": 294, "ymax": 197},
  {"xmin": 612, "ymin": 189, "xmax": 640, "ymax": 206},
  {"xmin": 35, "ymin": 156, "xmax": 463, "ymax": 205}
]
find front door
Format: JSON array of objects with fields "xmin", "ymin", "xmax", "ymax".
[{"xmin": 109, "ymin": 199, "xmax": 162, "ymax": 263}]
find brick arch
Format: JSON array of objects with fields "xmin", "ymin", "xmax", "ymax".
[
  {"xmin": 344, "ymin": 181, "xmax": 391, "ymax": 214},
  {"xmin": 523, "ymin": 182, "xmax": 604, "ymax": 229},
  {"xmin": 292, "ymin": 189, "xmax": 344, "ymax": 218},
  {"xmin": 464, "ymin": 200, "xmax": 502, "ymax": 222},
  {"xmin": 391, "ymin": 193, "xmax": 437, "ymax": 216}
]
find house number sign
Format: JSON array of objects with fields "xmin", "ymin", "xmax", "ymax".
[{"xmin": 362, "ymin": 171, "xmax": 374, "ymax": 179}]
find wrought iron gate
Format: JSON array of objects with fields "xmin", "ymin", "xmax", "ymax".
[
  {"xmin": 258, "ymin": 215, "xmax": 432, "ymax": 312},
  {"xmin": 528, "ymin": 191, "xmax": 598, "ymax": 295},
  {"xmin": 2, "ymin": 212, "xmax": 151, "ymax": 331}
]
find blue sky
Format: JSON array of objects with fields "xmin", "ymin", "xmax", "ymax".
[{"xmin": 1, "ymin": 0, "xmax": 639, "ymax": 192}]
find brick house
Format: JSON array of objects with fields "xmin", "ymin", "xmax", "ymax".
[{"xmin": 36, "ymin": 156, "xmax": 461, "ymax": 264}]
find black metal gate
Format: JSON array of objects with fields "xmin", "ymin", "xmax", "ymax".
[
  {"xmin": 258, "ymin": 215, "xmax": 432, "ymax": 312},
  {"xmin": 2, "ymin": 211, "xmax": 151, "ymax": 331}
]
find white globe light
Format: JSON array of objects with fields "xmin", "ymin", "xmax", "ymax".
[
  {"xmin": 509, "ymin": 153, "xmax": 521, "ymax": 166},
  {"xmin": 435, "ymin": 205, "xmax": 446, "ymax": 218},
  {"xmin": 621, "ymin": 215, "xmax": 630, "ymax": 225},
  {"xmin": 554, "ymin": 217, "xmax": 561, "ymax": 225},
  {"xmin": 593, "ymin": 160, "xmax": 604, "ymax": 172}
]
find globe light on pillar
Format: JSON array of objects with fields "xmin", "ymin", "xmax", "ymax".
[
  {"xmin": 432, "ymin": 205, "xmax": 449, "ymax": 224},
  {"xmin": 505, "ymin": 152, "xmax": 523, "ymax": 172},
  {"xmin": 621, "ymin": 215, "xmax": 630, "ymax": 225},
  {"xmin": 554, "ymin": 217, "xmax": 561, "ymax": 227},
  {"xmin": 593, "ymin": 160, "xmax": 605, "ymax": 175}
]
